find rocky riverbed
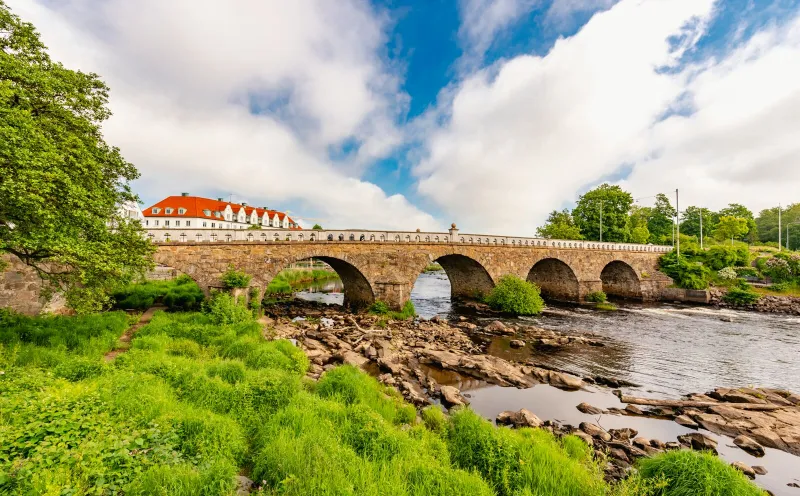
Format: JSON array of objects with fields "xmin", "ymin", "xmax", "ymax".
[{"xmin": 262, "ymin": 300, "xmax": 800, "ymax": 491}]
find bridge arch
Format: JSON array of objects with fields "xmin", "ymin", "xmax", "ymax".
[
  {"xmin": 600, "ymin": 260, "xmax": 642, "ymax": 300},
  {"xmin": 433, "ymin": 254, "xmax": 495, "ymax": 301},
  {"xmin": 527, "ymin": 258, "xmax": 580, "ymax": 302}
]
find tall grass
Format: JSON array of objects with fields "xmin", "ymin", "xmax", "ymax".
[
  {"xmin": 266, "ymin": 268, "xmax": 339, "ymax": 294},
  {"xmin": 111, "ymin": 275, "xmax": 204, "ymax": 311}
]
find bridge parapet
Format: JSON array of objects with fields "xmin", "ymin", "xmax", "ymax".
[{"xmin": 144, "ymin": 228, "xmax": 672, "ymax": 253}]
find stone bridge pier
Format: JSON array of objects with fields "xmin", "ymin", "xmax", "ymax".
[{"xmin": 153, "ymin": 238, "xmax": 672, "ymax": 311}]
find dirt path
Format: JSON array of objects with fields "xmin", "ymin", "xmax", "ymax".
[{"xmin": 104, "ymin": 306, "xmax": 163, "ymax": 361}]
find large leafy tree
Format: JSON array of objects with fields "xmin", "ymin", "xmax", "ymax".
[
  {"xmin": 646, "ymin": 193, "xmax": 676, "ymax": 245},
  {"xmin": 680, "ymin": 206, "xmax": 718, "ymax": 241},
  {"xmin": 0, "ymin": 3, "xmax": 154, "ymax": 312},
  {"xmin": 572, "ymin": 184, "xmax": 633, "ymax": 242},
  {"xmin": 755, "ymin": 204, "xmax": 800, "ymax": 248},
  {"xmin": 536, "ymin": 209, "xmax": 583, "ymax": 240},
  {"xmin": 719, "ymin": 203, "xmax": 757, "ymax": 242},
  {"xmin": 714, "ymin": 216, "xmax": 749, "ymax": 244}
]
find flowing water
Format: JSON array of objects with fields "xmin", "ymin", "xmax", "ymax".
[{"xmin": 295, "ymin": 271, "xmax": 800, "ymax": 493}]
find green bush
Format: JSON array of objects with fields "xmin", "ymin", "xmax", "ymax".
[
  {"xmin": 768, "ymin": 282, "xmax": 790, "ymax": 293},
  {"xmin": 722, "ymin": 281, "xmax": 760, "ymax": 306},
  {"xmin": 734, "ymin": 266, "xmax": 759, "ymax": 278},
  {"xmin": 585, "ymin": 291, "xmax": 607, "ymax": 303},
  {"xmin": 220, "ymin": 267, "xmax": 251, "ymax": 289},
  {"xmin": 203, "ymin": 293, "xmax": 253, "ymax": 325},
  {"xmin": 764, "ymin": 256, "xmax": 792, "ymax": 282},
  {"xmin": 53, "ymin": 357, "xmax": 105, "ymax": 381},
  {"xmin": 112, "ymin": 278, "xmax": 204, "ymax": 311},
  {"xmin": 705, "ymin": 245, "xmax": 749, "ymax": 271},
  {"xmin": 485, "ymin": 275, "xmax": 545, "ymax": 315},
  {"xmin": 659, "ymin": 252, "xmax": 710, "ymax": 289},
  {"xmin": 637, "ymin": 450, "xmax": 766, "ymax": 496},
  {"xmin": 368, "ymin": 300, "xmax": 391, "ymax": 315}
]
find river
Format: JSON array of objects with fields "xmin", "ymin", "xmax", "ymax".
[{"xmin": 295, "ymin": 271, "xmax": 800, "ymax": 493}]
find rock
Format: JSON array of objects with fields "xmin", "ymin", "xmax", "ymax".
[
  {"xmin": 674, "ymin": 414, "xmax": 699, "ymax": 428},
  {"xmin": 734, "ymin": 434, "xmax": 765, "ymax": 457},
  {"xmin": 572, "ymin": 431, "xmax": 594, "ymax": 447},
  {"xmin": 723, "ymin": 391, "xmax": 768, "ymax": 404},
  {"xmin": 527, "ymin": 367, "xmax": 584, "ymax": 390},
  {"xmin": 731, "ymin": 461, "xmax": 756, "ymax": 479},
  {"xmin": 235, "ymin": 475, "xmax": 254, "ymax": 495},
  {"xmin": 576, "ymin": 402, "xmax": 605, "ymax": 415},
  {"xmin": 580, "ymin": 422, "xmax": 611, "ymax": 442},
  {"xmin": 664, "ymin": 441, "xmax": 681, "ymax": 450},
  {"xmin": 609, "ymin": 428, "xmax": 638, "ymax": 441},
  {"xmin": 509, "ymin": 339, "xmax": 525, "ymax": 348},
  {"xmin": 632, "ymin": 437, "xmax": 651, "ymax": 450},
  {"xmin": 336, "ymin": 350, "xmax": 369, "ymax": 367},
  {"xmin": 650, "ymin": 439, "xmax": 666, "ymax": 449},
  {"xmin": 609, "ymin": 447, "xmax": 630, "ymax": 464},
  {"xmin": 485, "ymin": 320, "xmax": 512, "ymax": 334},
  {"xmin": 788, "ymin": 482, "xmax": 799, "ymax": 488},
  {"xmin": 678, "ymin": 433, "xmax": 718, "ymax": 453},
  {"xmin": 440, "ymin": 385, "xmax": 468, "ymax": 407},
  {"xmin": 625, "ymin": 404, "xmax": 644, "ymax": 415},
  {"xmin": 497, "ymin": 409, "xmax": 543, "ymax": 428},
  {"xmin": 418, "ymin": 348, "xmax": 536, "ymax": 388},
  {"xmin": 401, "ymin": 381, "xmax": 429, "ymax": 406},
  {"xmin": 752, "ymin": 465, "xmax": 768, "ymax": 475}
]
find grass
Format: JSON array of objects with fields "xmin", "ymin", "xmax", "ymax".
[
  {"xmin": 0, "ymin": 307, "xmax": 769, "ymax": 496},
  {"xmin": 265, "ymin": 268, "xmax": 339, "ymax": 294},
  {"xmin": 424, "ymin": 263, "xmax": 444, "ymax": 272},
  {"xmin": 111, "ymin": 275, "xmax": 205, "ymax": 311},
  {"xmin": 595, "ymin": 302, "xmax": 618, "ymax": 311},
  {"xmin": 369, "ymin": 300, "xmax": 417, "ymax": 320}
]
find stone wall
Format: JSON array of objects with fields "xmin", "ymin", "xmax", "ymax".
[
  {"xmin": 0, "ymin": 254, "xmax": 65, "ymax": 315},
  {"xmin": 154, "ymin": 241, "xmax": 672, "ymax": 309}
]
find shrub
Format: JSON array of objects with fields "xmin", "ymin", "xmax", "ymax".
[
  {"xmin": 734, "ymin": 266, "xmax": 759, "ymax": 278},
  {"xmin": 705, "ymin": 245, "xmax": 749, "ymax": 271},
  {"xmin": 203, "ymin": 293, "xmax": 253, "ymax": 325},
  {"xmin": 637, "ymin": 450, "xmax": 765, "ymax": 496},
  {"xmin": 220, "ymin": 267, "xmax": 251, "ymax": 289},
  {"xmin": 112, "ymin": 278, "xmax": 204, "ymax": 311},
  {"xmin": 717, "ymin": 267, "xmax": 737, "ymax": 280},
  {"xmin": 767, "ymin": 282, "xmax": 790, "ymax": 293},
  {"xmin": 53, "ymin": 357, "xmax": 105, "ymax": 381},
  {"xmin": 659, "ymin": 253, "xmax": 709, "ymax": 289},
  {"xmin": 486, "ymin": 275, "xmax": 545, "ymax": 315},
  {"xmin": 764, "ymin": 257, "xmax": 792, "ymax": 282},
  {"xmin": 722, "ymin": 282, "xmax": 760, "ymax": 306},
  {"xmin": 368, "ymin": 300, "xmax": 391, "ymax": 315},
  {"xmin": 585, "ymin": 291, "xmax": 607, "ymax": 303}
]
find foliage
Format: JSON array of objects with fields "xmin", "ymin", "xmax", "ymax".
[
  {"xmin": 716, "ymin": 267, "xmax": 737, "ymax": 280},
  {"xmin": 755, "ymin": 203, "xmax": 800, "ymax": 247},
  {"xmin": 719, "ymin": 203, "xmax": 757, "ymax": 242},
  {"xmin": 424, "ymin": 263, "xmax": 444, "ymax": 272},
  {"xmin": 734, "ymin": 266, "xmax": 759, "ymax": 278},
  {"xmin": 704, "ymin": 244, "xmax": 749, "ymax": 270},
  {"xmin": 202, "ymin": 293, "xmax": 253, "ymax": 325},
  {"xmin": 637, "ymin": 450, "xmax": 766, "ymax": 496},
  {"xmin": 722, "ymin": 281, "xmax": 760, "ymax": 306},
  {"xmin": 312, "ymin": 224, "xmax": 323, "ymax": 230},
  {"xmin": 368, "ymin": 300, "xmax": 391, "ymax": 315},
  {"xmin": 767, "ymin": 282, "xmax": 790, "ymax": 293},
  {"xmin": 659, "ymin": 251, "xmax": 710, "ymax": 290},
  {"xmin": 680, "ymin": 206, "xmax": 718, "ymax": 240},
  {"xmin": 265, "ymin": 268, "xmax": 338, "ymax": 294},
  {"xmin": 631, "ymin": 225, "xmax": 650, "ymax": 244},
  {"xmin": 646, "ymin": 193, "xmax": 677, "ymax": 245},
  {"xmin": 368, "ymin": 300, "xmax": 416, "ymax": 320},
  {"xmin": 0, "ymin": 4, "xmax": 155, "ymax": 313},
  {"xmin": 763, "ymin": 257, "xmax": 792, "ymax": 282},
  {"xmin": 585, "ymin": 291, "xmax": 607, "ymax": 303},
  {"xmin": 485, "ymin": 275, "xmax": 545, "ymax": 315},
  {"xmin": 572, "ymin": 183, "xmax": 633, "ymax": 242},
  {"xmin": 112, "ymin": 277, "xmax": 205, "ymax": 311},
  {"xmin": 536, "ymin": 209, "xmax": 584, "ymax": 240},
  {"xmin": 220, "ymin": 267, "xmax": 251, "ymax": 289},
  {"xmin": 714, "ymin": 216, "xmax": 749, "ymax": 244}
]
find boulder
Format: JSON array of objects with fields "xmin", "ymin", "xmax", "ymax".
[
  {"xmin": 527, "ymin": 367, "xmax": 584, "ymax": 390},
  {"xmin": 509, "ymin": 339, "xmax": 525, "ymax": 348},
  {"xmin": 609, "ymin": 447, "xmax": 630, "ymax": 464},
  {"xmin": 664, "ymin": 441, "xmax": 682, "ymax": 450},
  {"xmin": 571, "ymin": 431, "xmax": 594, "ymax": 447},
  {"xmin": 440, "ymin": 385, "xmax": 468, "ymax": 408},
  {"xmin": 752, "ymin": 466, "xmax": 768, "ymax": 476},
  {"xmin": 485, "ymin": 320, "xmax": 513, "ymax": 335},
  {"xmin": 336, "ymin": 350, "xmax": 369, "ymax": 367},
  {"xmin": 609, "ymin": 428, "xmax": 638, "ymax": 441},
  {"xmin": 235, "ymin": 476, "xmax": 254, "ymax": 495},
  {"xmin": 674, "ymin": 415, "xmax": 699, "ymax": 428},
  {"xmin": 734, "ymin": 434, "xmax": 765, "ymax": 457},
  {"xmin": 730, "ymin": 461, "xmax": 756, "ymax": 479},
  {"xmin": 580, "ymin": 422, "xmax": 611, "ymax": 442},
  {"xmin": 625, "ymin": 404, "xmax": 644, "ymax": 415},
  {"xmin": 632, "ymin": 437, "xmax": 651, "ymax": 450},
  {"xmin": 678, "ymin": 433, "xmax": 718, "ymax": 453},
  {"xmin": 576, "ymin": 402, "xmax": 605, "ymax": 415},
  {"xmin": 497, "ymin": 409, "xmax": 543, "ymax": 428}
]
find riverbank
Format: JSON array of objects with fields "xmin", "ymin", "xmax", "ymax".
[
  {"xmin": 264, "ymin": 299, "xmax": 800, "ymax": 492},
  {"xmin": 265, "ymin": 267, "xmax": 339, "ymax": 294}
]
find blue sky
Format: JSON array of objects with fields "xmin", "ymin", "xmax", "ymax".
[{"xmin": 13, "ymin": 0, "xmax": 800, "ymax": 233}]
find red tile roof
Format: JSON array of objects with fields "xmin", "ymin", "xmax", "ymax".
[{"xmin": 143, "ymin": 196, "xmax": 301, "ymax": 229}]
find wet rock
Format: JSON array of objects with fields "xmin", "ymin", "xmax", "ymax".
[
  {"xmin": 497, "ymin": 409, "xmax": 542, "ymax": 428},
  {"xmin": 526, "ymin": 367, "xmax": 584, "ymax": 390},
  {"xmin": 440, "ymin": 385, "xmax": 468, "ymax": 407},
  {"xmin": 664, "ymin": 441, "xmax": 681, "ymax": 450},
  {"xmin": 752, "ymin": 465, "xmax": 768, "ymax": 476},
  {"xmin": 790, "ymin": 482, "xmax": 800, "ymax": 488},
  {"xmin": 592, "ymin": 376, "xmax": 639, "ymax": 388},
  {"xmin": 509, "ymin": 339, "xmax": 525, "ymax": 348},
  {"xmin": 419, "ymin": 348, "xmax": 535, "ymax": 388},
  {"xmin": 731, "ymin": 461, "xmax": 756, "ymax": 479},
  {"xmin": 401, "ymin": 381, "xmax": 429, "ymax": 406},
  {"xmin": 734, "ymin": 434, "xmax": 765, "ymax": 457},
  {"xmin": 572, "ymin": 431, "xmax": 594, "ymax": 447},
  {"xmin": 650, "ymin": 439, "xmax": 666, "ymax": 449},
  {"xmin": 485, "ymin": 320, "xmax": 513, "ymax": 335},
  {"xmin": 674, "ymin": 414, "xmax": 699, "ymax": 428},
  {"xmin": 580, "ymin": 422, "xmax": 611, "ymax": 442},
  {"xmin": 678, "ymin": 433, "xmax": 718, "ymax": 453},
  {"xmin": 625, "ymin": 404, "xmax": 644, "ymax": 415},
  {"xmin": 235, "ymin": 475, "xmax": 254, "ymax": 495},
  {"xmin": 577, "ymin": 402, "xmax": 605, "ymax": 415},
  {"xmin": 609, "ymin": 428, "xmax": 638, "ymax": 441},
  {"xmin": 632, "ymin": 437, "xmax": 651, "ymax": 450}
]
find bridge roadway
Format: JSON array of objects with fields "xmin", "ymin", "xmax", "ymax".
[{"xmin": 149, "ymin": 226, "xmax": 673, "ymax": 309}]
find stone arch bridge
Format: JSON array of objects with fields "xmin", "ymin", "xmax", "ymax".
[{"xmin": 151, "ymin": 227, "xmax": 672, "ymax": 310}]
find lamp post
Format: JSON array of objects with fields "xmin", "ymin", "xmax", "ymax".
[
  {"xmin": 675, "ymin": 189, "xmax": 680, "ymax": 258},
  {"xmin": 778, "ymin": 204, "xmax": 782, "ymax": 251},
  {"xmin": 599, "ymin": 200, "xmax": 603, "ymax": 243}
]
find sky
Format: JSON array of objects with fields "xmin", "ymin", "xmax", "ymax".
[{"xmin": 8, "ymin": 0, "xmax": 800, "ymax": 234}]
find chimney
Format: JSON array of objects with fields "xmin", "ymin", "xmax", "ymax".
[
  {"xmin": 181, "ymin": 192, "xmax": 189, "ymax": 197},
  {"xmin": 217, "ymin": 197, "xmax": 223, "ymax": 202},
  {"xmin": 242, "ymin": 202, "xmax": 247, "ymax": 207}
]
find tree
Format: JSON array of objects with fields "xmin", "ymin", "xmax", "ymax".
[
  {"xmin": 631, "ymin": 225, "xmax": 650, "ymax": 244},
  {"xmin": 647, "ymin": 194, "xmax": 676, "ymax": 245},
  {"xmin": 713, "ymin": 216, "xmax": 749, "ymax": 244},
  {"xmin": 0, "ymin": 4, "xmax": 154, "ymax": 312},
  {"xmin": 572, "ymin": 184, "xmax": 633, "ymax": 242},
  {"xmin": 312, "ymin": 224, "xmax": 323, "ymax": 230},
  {"xmin": 680, "ymin": 206, "xmax": 718, "ymax": 241},
  {"xmin": 755, "ymin": 204, "xmax": 800, "ymax": 247},
  {"xmin": 536, "ymin": 209, "xmax": 583, "ymax": 240},
  {"xmin": 719, "ymin": 203, "xmax": 757, "ymax": 242}
]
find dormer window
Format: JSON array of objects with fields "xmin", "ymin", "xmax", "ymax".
[
  {"xmin": 152, "ymin": 208, "xmax": 160, "ymax": 214},
  {"xmin": 203, "ymin": 209, "xmax": 211, "ymax": 216},
  {"xmin": 165, "ymin": 208, "xmax": 173, "ymax": 214},
  {"xmin": 178, "ymin": 208, "xmax": 186, "ymax": 215}
]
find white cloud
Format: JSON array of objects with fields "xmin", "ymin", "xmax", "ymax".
[
  {"xmin": 458, "ymin": 0, "xmax": 539, "ymax": 66},
  {"xmin": 415, "ymin": 0, "xmax": 800, "ymax": 234},
  {"xmin": 9, "ymin": 0, "xmax": 438, "ymax": 230},
  {"xmin": 546, "ymin": 0, "xmax": 616, "ymax": 24}
]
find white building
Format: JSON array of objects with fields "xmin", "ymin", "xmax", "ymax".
[{"xmin": 142, "ymin": 194, "xmax": 301, "ymax": 230}]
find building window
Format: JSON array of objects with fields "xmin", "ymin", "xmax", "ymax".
[
  {"xmin": 145, "ymin": 220, "xmax": 149, "ymax": 226},
  {"xmin": 152, "ymin": 208, "xmax": 160, "ymax": 214},
  {"xmin": 178, "ymin": 208, "xmax": 186, "ymax": 214},
  {"xmin": 165, "ymin": 220, "xmax": 170, "ymax": 226},
  {"xmin": 165, "ymin": 208, "xmax": 173, "ymax": 214},
  {"xmin": 154, "ymin": 220, "xmax": 159, "ymax": 226},
  {"xmin": 176, "ymin": 220, "xmax": 181, "ymax": 227},
  {"xmin": 186, "ymin": 221, "xmax": 190, "ymax": 227},
  {"xmin": 202, "ymin": 222, "xmax": 207, "ymax": 227},
  {"xmin": 211, "ymin": 222, "xmax": 215, "ymax": 228}
]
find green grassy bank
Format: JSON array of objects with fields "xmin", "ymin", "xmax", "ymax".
[
  {"xmin": 266, "ymin": 268, "xmax": 339, "ymax": 294},
  {"xmin": 0, "ymin": 307, "xmax": 766, "ymax": 495}
]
